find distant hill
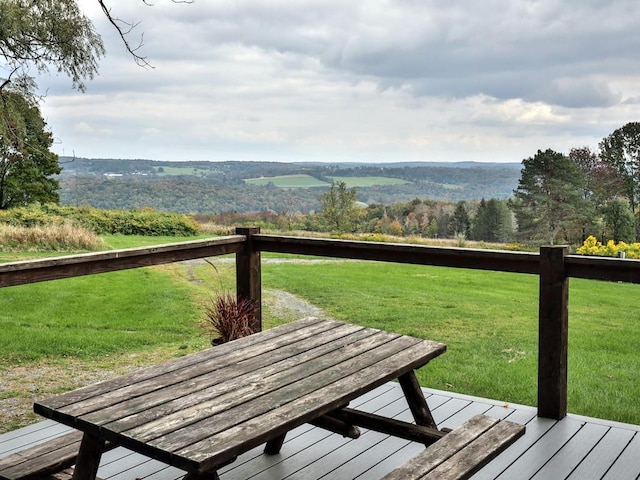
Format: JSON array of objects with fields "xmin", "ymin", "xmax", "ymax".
[
  {"xmin": 57, "ymin": 158, "xmax": 522, "ymax": 214},
  {"xmin": 293, "ymin": 161, "xmax": 522, "ymax": 169}
]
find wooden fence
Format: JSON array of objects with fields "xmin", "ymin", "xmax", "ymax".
[{"xmin": 2, "ymin": 226, "xmax": 639, "ymax": 420}]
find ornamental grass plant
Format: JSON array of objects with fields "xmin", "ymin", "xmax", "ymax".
[{"xmin": 205, "ymin": 293, "xmax": 257, "ymax": 344}]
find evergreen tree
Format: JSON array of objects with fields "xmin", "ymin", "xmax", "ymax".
[
  {"xmin": 471, "ymin": 199, "xmax": 490, "ymax": 241},
  {"xmin": 472, "ymin": 198, "xmax": 513, "ymax": 243},
  {"xmin": 450, "ymin": 201, "xmax": 471, "ymax": 237},
  {"xmin": 510, "ymin": 149, "xmax": 592, "ymax": 245},
  {"xmin": 602, "ymin": 199, "xmax": 635, "ymax": 243}
]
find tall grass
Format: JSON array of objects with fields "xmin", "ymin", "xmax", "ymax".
[{"xmin": 0, "ymin": 223, "xmax": 104, "ymax": 251}]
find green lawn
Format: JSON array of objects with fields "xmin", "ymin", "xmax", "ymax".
[
  {"xmin": 1, "ymin": 240, "xmax": 638, "ymax": 427},
  {"xmin": 0, "ymin": 268, "xmax": 206, "ymax": 363},
  {"xmin": 101, "ymin": 233, "xmax": 216, "ymax": 250},
  {"xmin": 262, "ymin": 260, "xmax": 640, "ymax": 425}
]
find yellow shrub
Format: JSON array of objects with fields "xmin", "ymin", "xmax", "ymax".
[{"xmin": 576, "ymin": 235, "xmax": 640, "ymax": 259}]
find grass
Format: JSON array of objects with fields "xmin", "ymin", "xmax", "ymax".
[
  {"xmin": 262, "ymin": 260, "xmax": 640, "ymax": 425},
  {"xmin": 0, "ymin": 268, "xmax": 207, "ymax": 363},
  {"xmin": 327, "ymin": 176, "xmax": 412, "ymax": 187},
  {"xmin": 1, "ymin": 236, "xmax": 639, "ymax": 429},
  {"xmin": 0, "ymin": 233, "xmax": 215, "ymax": 263},
  {"xmin": 0, "ymin": 223, "xmax": 104, "ymax": 252},
  {"xmin": 101, "ymin": 233, "xmax": 216, "ymax": 250},
  {"xmin": 244, "ymin": 174, "xmax": 329, "ymax": 188},
  {"xmin": 243, "ymin": 174, "xmax": 411, "ymax": 188}
]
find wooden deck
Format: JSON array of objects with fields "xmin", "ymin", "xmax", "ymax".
[{"xmin": 1, "ymin": 383, "xmax": 638, "ymax": 480}]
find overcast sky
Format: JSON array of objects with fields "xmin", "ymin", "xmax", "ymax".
[{"xmin": 37, "ymin": 0, "xmax": 640, "ymax": 164}]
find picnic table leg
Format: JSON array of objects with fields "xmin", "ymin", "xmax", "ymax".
[
  {"xmin": 71, "ymin": 433, "xmax": 105, "ymax": 480},
  {"xmin": 398, "ymin": 371, "xmax": 437, "ymax": 429},
  {"xmin": 264, "ymin": 433, "xmax": 287, "ymax": 454}
]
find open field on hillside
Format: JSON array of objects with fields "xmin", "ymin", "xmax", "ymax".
[
  {"xmin": 244, "ymin": 174, "xmax": 328, "ymax": 188},
  {"xmin": 244, "ymin": 174, "xmax": 412, "ymax": 188},
  {"xmin": 328, "ymin": 176, "xmax": 412, "ymax": 187}
]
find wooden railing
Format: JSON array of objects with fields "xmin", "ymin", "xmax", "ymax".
[{"xmin": 2, "ymin": 226, "xmax": 639, "ymax": 420}]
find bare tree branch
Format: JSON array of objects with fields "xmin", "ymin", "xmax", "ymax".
[{"xmin": 97, "ymin": 0, "xmax": 194, "ymax": 68}]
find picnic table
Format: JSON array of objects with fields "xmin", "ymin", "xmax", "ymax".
[{"xmin": 34, "ymin": 317, "xmax": 447, "ymax": 480}]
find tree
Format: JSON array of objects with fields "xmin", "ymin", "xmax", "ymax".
[
  {"xmin": 569, "ymin": 147, "xmax": 623, "ymax": 209},
  {"xmin": 601, "ymin": 199, "xmax": 635, "ymax": 243},
  {"xmin": 510, "ymin": 149, "xmax": 592, "ymax": 245},
  {"xmin": 599, "ymin": 122, "xmax": 640, "ymax": 213},
  {"xmin": 0, "ymin": 0, "xmax": 104, "ymax": 92},
  {"xmin": 450, "ymin": 201, "xmax": 471, "ymax": 237},
  {"xmin": 319, "ymin": 181, "xmax": 361, "ymax": 233},
  {"xmin": 423, "ymin": 217, "xmax": 438, "ymax": 238},
  {"xmin": 472, "ymin": 198, "xmax": 513, "ymax": 243},
  {"xmin": 0, "ymin": 92, "xmax": 60, "ymax": 209},
  {"xmin": 96, "ymin": 1, "xmax": 193, "ymax": 68},
  {"xmin": 0, "ymin": 1, "xmax": 192, "ymax": 93},
  {"xmin": 0, "ymin": 1, "xmax": 190, "ymax": 209}
]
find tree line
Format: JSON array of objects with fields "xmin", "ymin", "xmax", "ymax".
[
  {"xmin": 307, "ymin": 181, "xmax": 513, "ymax": 243},
  {"xmin": 510, "ymin": 122, "xmax": 640, "ymax": 245},
  {"xmin": 314, "ymin": 122, "xmax": 640, "ymax": 246}
]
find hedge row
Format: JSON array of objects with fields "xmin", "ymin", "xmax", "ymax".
[{"xmin": 0, "ymin": 204, "xmax": 200, "ymax": 236}]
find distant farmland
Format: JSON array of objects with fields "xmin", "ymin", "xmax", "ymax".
[
  {"xmin": 244, "ymin": 174, "xmax": 329, "ymax": 188},
  {"xmin": 328, "ymin": 176, "xmax": 411, "ymax": 187},
  {"xmin": 244, "ymin": 174, "xmax": 411, "ymax": 188}
]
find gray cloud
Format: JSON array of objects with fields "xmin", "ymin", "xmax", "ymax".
[
  {"xmin": 37, "ymin": 0, "xmax": 640, "ymax": 163},
  {"xmin": 143, "ymin": 0, "xmax": 640, "ymax": 109}
]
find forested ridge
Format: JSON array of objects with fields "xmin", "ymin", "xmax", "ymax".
[{"xmin": 58, "ymin": 158, "xmax": 521, "ymax": 213}]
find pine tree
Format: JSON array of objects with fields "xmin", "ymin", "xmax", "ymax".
[{"xmin": 510, "ymin": 149, "xmax": 592, "ymax": 245}]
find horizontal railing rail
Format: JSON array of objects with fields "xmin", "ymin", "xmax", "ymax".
[
  {"xmin": 565, "ymin": 254, "xmax": 640, "ymax": 283},
  {"xmin": 254, "ymin": 234, "xmax": 640, "ymax": 284},
  {"xmin": 1, "ymin": 226, "xmax": 639, "ymax": 421},
  {"xmin": 0, "ymin": 236, "xmax": 245, "ymax": 288},
  {"xmin": 253, "ymin": 234, "xmax": 541, "ymax": 274}
]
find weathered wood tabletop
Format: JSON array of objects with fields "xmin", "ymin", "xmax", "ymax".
[{"xmin": 34, "ymin": 317, "xmax": 446, "ymax": 480}]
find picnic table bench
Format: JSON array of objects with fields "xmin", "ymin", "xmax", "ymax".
[
  {"xmin": 0, "ymin": 430, "xmax": 115, "ymax": 480},
  {"xmin": 9, "ymin": 317, "xmax": 523, "ymax": 480},
  {"xmin": 381, "ymin": 414, "xmax": 525, "ymax": 480}
]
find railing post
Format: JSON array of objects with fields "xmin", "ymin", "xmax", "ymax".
[
  {"xmin": 236, "ymin": 227, "xmax": 262, "ymax": 332},
  {"xmin": 538, "ymin": 245, "xmax": 569, "ymax": 419}
]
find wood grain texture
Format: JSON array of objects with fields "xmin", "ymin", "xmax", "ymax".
[
  {"xmin": 380, "ymin": 414, "xmax": 525, "ymax": 480},
  {"xmin": 34, "ymin": 318, "xmax": 446, "ymax": 475}
]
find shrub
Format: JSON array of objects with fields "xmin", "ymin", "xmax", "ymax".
[
  {"xmin": 204, "ymin": 293, "xmax": 257, "ymax": 344},
  {"xmin": 576, "ymin": 235, "xmax": 640, "ymax": 259},
  {"xmin": 0, "ymin": 204, "xmax": 200, "ymax": 236}
]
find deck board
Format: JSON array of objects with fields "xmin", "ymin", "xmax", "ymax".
[{"xmin": 2, "ymin": 384, "xmax": 639, "ymax": 480}]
